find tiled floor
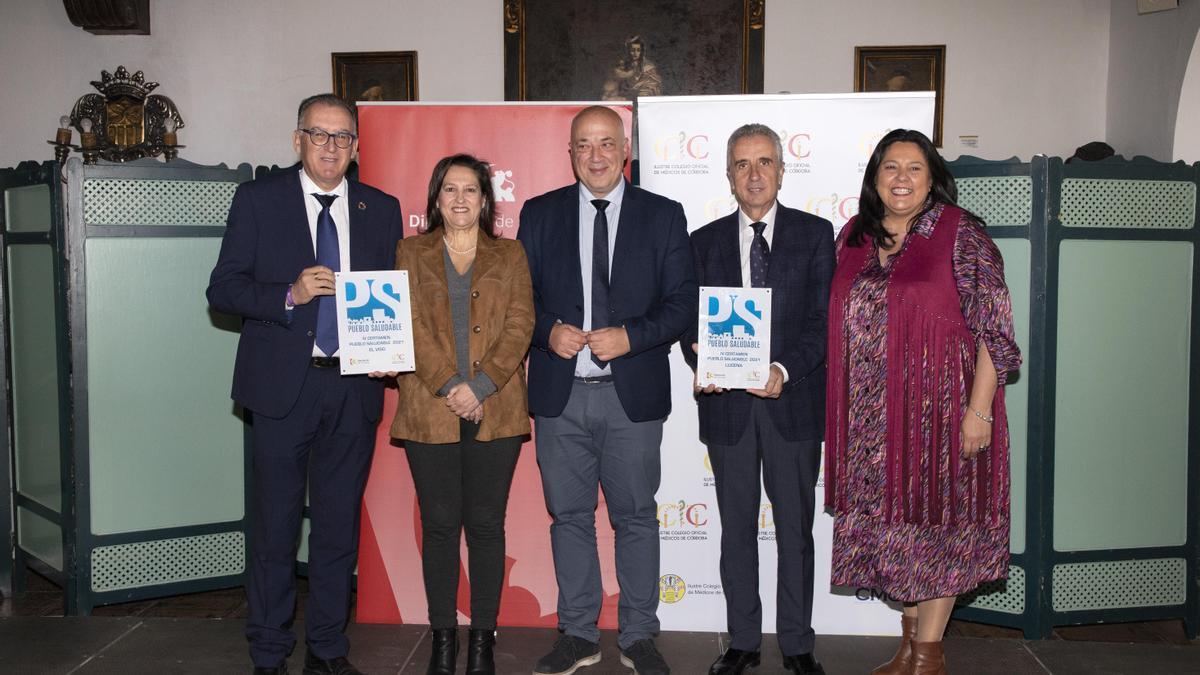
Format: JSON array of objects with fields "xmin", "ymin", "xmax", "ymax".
[{"xmin": 2, "ymin": 571, "xmax": 1197, "ymax": 674}]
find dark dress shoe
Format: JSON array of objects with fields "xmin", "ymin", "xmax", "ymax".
[
  {"xmin": 708, "ymin": 647, "xmax": 761, "ymax": 674},
  {"xmin": 253, "ymin": 665, "xmax": 288, "ymax": 675},
  {"xmin": 782, "ymin": 652, "xmax": 825, "ymax": 675},
  {"xmin": 428, "ymin": 628, "xmax": 458, "ymax": 675},
  {"xmin": 303, "ymin": 652, "xmax": 363, "ymax": 675},
  {"xmin": 465, "ymin": 628, "xmax": 496, "ymax": 674},
  {"xmin": 533, "ymin": 634, "xmax": 601, "ymax": 674}
]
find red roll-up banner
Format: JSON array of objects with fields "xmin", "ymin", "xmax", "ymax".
[{"xmin": 355, "ymin": 103, "xmax": 633, "ymax": 627}]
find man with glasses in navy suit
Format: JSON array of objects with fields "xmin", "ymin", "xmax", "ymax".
[{"xmin": 208, "ymin": 94, "xmax": 403, "ymax": 675}]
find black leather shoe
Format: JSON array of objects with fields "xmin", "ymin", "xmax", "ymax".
[
  {"xmin": 708, "ymin": 647, "xmax": 761, "ymax": 674},
  {"xmin": 428, "ymin": 628, "xmax": 458, "ymax": 675},
  {"xmin": 303, "ymin": 652, "xmax": 363, "ymax": 675},
  {"xmin": 782, "ymin": 652, "xmax": 825, "ymax": 675},
  {"xmin": 253, "ymin": 665, "xmax": 288, "ymax": 675},
  {"xmin": 465, "ymin": 628, "xmax": 496, "ymax": 674}
]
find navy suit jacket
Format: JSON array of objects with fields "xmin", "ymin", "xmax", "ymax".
[
  {"xmin": 207, "ymin": 170, "xmax": 404, "ymax": 420},
  {"xmin": 684, "ymin": 203, "xmax": 835, "ymax": 445},
  {"xmin": 518, "ymin": 181, "xmax": 697, "ymax": 422}
]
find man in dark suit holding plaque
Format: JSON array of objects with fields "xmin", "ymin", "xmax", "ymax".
[
  {"xmin": 208, "ymin": 94, "xmax": 402, "ymax": 675},
  {"xmin": 518, "ymin": 106, "xmax": 696, "ymax": 675},
  {"xmin": 683, "ymin": 124, "xmax": 834, "ymax": 675}
]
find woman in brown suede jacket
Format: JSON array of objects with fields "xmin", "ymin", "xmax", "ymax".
[{"xmin": 390, "ymin": 154, "xmax": 533, "ymax": 675}]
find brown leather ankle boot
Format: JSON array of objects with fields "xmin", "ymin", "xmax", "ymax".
[
  {"xmin": 870, "ymin": 614, "xmax": 917, "ymax": 675},
  {"xmin": 910, "ymin": 639, "xmax": 947, "ymax": 675}
]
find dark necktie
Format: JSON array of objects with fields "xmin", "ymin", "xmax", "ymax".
[
  {"xmin": 749, "ymin": 220, "xmax": 770, "ymax": 288},
  {"xmin": 590, "ymin": 198, "xmax": 610, "ymax": 368},
  {"xmin": 314, "ymin": 193, "xmax": 340, "ymax": 356}
]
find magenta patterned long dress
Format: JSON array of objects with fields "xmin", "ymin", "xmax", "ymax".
[{"xmin": 826, "ymin": 203, "xmax": 1021, "ymax": 602}]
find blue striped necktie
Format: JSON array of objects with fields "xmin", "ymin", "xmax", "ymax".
[{"xmin": 313, "ymin": 193, "xmax": 340, "ymax": 355}]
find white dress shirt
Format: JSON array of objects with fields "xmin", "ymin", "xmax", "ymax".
[
  {"xmin": 576, "ymin": 180, "xmax": 625, "ymax": 377},
  {"xmin": 737, "ymin": 202, "xmax": 789, "ymax": 383},
  {"xmin": 299, "ymin": 169, "xmax": 350, "ymax": 357}
]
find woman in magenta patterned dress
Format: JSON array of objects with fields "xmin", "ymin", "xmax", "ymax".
[{"xmin": 825, "ymin": 129, "xmax": 1021, "ymax": 675}]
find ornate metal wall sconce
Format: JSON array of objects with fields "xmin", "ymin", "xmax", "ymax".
[
  {"xmin": 50, "ymin": 116, "xmax": 73, "ymax": 163},
  {"xmin": 50, "ymin": 66, "xmax": 184, "ymax": 164}
]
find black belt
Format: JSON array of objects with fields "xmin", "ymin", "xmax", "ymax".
[
  {"xmin": 574, "ymin": 374, "xmax": 613, "ymax": 384},
  {"xmin": 310, "ymin": 356, "xmax": 340, "ymax": 368}
]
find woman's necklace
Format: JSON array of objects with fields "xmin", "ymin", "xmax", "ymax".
[{"xmin": 443, "ymin": 235, "xmax": 477, "ymax": 255}]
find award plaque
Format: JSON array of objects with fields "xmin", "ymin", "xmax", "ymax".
[
  {"xmin": 696, "ymin": 286, "xmax": 771, "ymax": 389},
  {"xmin": 334, "ymin": 270, "xmax": 416, "ymax": 375}
]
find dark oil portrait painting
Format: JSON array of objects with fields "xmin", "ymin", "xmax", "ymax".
[
  {"xmin": 854, "ymin": 45, "xmax": 945, "ymax": 145},
  {"xmin": 331, "ymin": 51, "xmax": 419, "ymax": 103},
  {"xmin": 504, "ymin": 0, "xmax": 764, "ymax": 101}
]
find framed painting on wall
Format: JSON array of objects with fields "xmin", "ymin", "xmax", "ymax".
[
  {"xmin": 331, "ymin": 51, "xmax": 419, "ymax": 103},
  {"xmin": 854, "ymin": 45, "xmax": 945, "ymax": 146},
  {"xmin": 503, "ymin": 0, "xmax": 765, "ymax": 101}
]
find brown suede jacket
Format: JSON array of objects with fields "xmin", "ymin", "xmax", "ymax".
[{"xmin": 389, "ymin": 231, "xmax": 534, "ymax": 444}]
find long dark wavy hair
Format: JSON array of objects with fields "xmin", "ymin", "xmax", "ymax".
[
  {"xmin": 848, "ymin": 128, "xmax": 979, "ymax": 248},
  {"xmin": 423, "ymin": 153, "xmax": 498, "ymax": 238}
]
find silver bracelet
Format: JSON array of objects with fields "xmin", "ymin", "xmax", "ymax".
[{"xmin": 968, "ymin": 406, "xmax": 994, "ymax": 424}]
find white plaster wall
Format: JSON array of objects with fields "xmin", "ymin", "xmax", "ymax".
[
  {"xmin": 1173, "ymin": 27, "xmax": 1200, "ymax": 161},
  {"xmin": 0, "ymin": 0, "xmax": 1115, "ymax": 168},
  {"xmin": 0, "ymin": 0, "xmax": 503, "ymax": 169},
  {"xmin": 1106, "ymin": 0, "xmax": 1200, "ymax": 161},
  {"xmin": 767, "ymin": 0, "xmax": 1112, "ymax": 161}
]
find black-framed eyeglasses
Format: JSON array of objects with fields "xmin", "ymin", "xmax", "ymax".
[{"xmin": 298, "ymin": 127, "xmax": 357, "ymax": 149}]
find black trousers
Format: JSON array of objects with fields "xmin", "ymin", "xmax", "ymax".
[
  {"xmin": 246, "ymin": 366, "xmax": 376, "ymax": 667},
  {"xmin": 708, "ymin": 398, "xmax": 820, "ymax": 656},
  {"xmin": 404, "ymin": 418, "xmax": 522, "ymax": 629}
]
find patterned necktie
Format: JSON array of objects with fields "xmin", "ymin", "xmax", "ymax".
[
  {"xmin": 749, "ymin": 220, "xmax": 770, "ymax": 288},
  {"xmin": 313, "ymin": 193, "xmax": 340, "ymax": 356},
  {"xmin": 590, "ymin": 198, "xmax": 610, "ymax": 368}
]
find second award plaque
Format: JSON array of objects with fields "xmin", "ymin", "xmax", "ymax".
[{"xmin": 696, "ymin": 286, "xmax": 772, "ymax": 389}]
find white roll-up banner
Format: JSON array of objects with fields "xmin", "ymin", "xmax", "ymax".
[{"xmin": 642, "ymin": 92, "xmax": 934, "ymax": 637}]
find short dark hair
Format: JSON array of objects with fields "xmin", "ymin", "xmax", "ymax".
[
  {"xmin": 424, "ymin": 154, "xmax": 498, "ymax": 238},
  {"xmin": 296, "ymin": 94, "xmax": 358, "ymax": 130},
  {"xmin": 849, "ymin": 128, "xmax": 978, "ymax": 248},
  {"xmin": 725, "ymin": 123, "xmax": 783, "ymax": 175}
]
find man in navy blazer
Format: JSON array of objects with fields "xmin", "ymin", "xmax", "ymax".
[
  {"xmin": 519, "ymin": 106, "xmax": 696, "ymax": 675},
  {"xmin": 208, "ymin": 94, "xmax": 403, "ymax": 675},
  {"xmin": 683, "ymin": 125, "xmax": 834, "ymax": 675}
]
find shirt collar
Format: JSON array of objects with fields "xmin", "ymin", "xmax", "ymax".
[
  {"xmin": 579, "ymin": 179, "xmax": 626, "ymax": 209},
  {"xmin": 299, "ymin": 168, "xmax": 348, "ymax": 199},
  {"xmin": 738, "ymin": 201, "xmax": 778, "ymax": 232},
  {"xmin": 910, "ymin": 201, "xmax": 944, "ymax": 238}
]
